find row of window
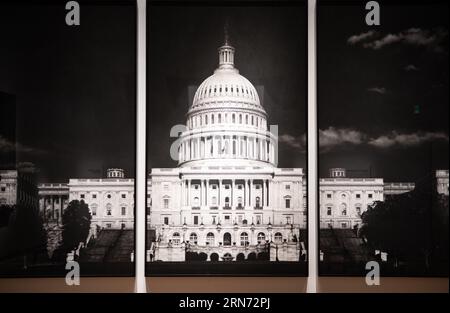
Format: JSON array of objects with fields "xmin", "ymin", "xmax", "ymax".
[
  {"xmin": 325, "ymin": 192, "xmax": 373, "ymax": 199},
  {"xmin": 171, "ymin": 231, "xmax": 283, "ymax": 246},
  {"xmin": 165, "ymin": 196, "xmax": 270, "ymax": 209},
  {"xmin": 163, "ymin": 214, "xmax": 294, "ymax": 226},
  {"xmin": 90, "ymin": 204, "xmax": 130, "ymax": 217},
  {"xmin": 324, "ymin": 204, "xmax": 362, "ymax": 216},
  {"xmin": 188, "ymin": 112, "xmax": 266, "ymax": 129},
  {"xmin": 164, "ymin": 195, "xmax": 293, "ymax": 209},
  {"xmin": 196, "ymin": 84, "xmax": 258, "ymax": 102},
  {"xmin": 80, "ymin": 193, "xmax": 131, "ymax": 199}
]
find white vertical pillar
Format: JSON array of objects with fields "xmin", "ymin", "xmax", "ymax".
[
  {"xmin": 135, "ymin": 0, "xmax": 147, "ymax": 293},
  {"xmin": 246, "ymin": 137, "xmax": 249, "ymax": 158},
  {"xmin": 203, "ymin": 137, "xmax": 206, "ymax": 158},
  {"xmin": 307, "ymin": 0, "xmax": 318, "ymax": 294}
]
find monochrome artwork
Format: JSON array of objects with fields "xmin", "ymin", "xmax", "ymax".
[
  {"xmin": 1, "ymin": 0, "xmax": 446, "ymax": 282},
  {"xmin": 0, "ymin": 2, "xmax": 137, "ymax": 277},
  {"xmin": 317, "ymin": 2, "xmax": 449, "ymax": 276},
  {"xmin": 145, "ymin": 3, "xmax": 308, "ymax": 275}
]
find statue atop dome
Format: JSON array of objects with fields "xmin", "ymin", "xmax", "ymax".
[
  {"xmin": 218, "ymin": 21, "xmax": 235, "ymax": 70},
  {"xmin": 224, "ymin": 19, "xmax": 230, "ymax": 46}
]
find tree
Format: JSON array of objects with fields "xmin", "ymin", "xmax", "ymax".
[
  {"xmin": 2, "ymin": 203, "xmax": 48, "ymax": 266},
  {"xmin": 60, "ymin": 200, "xmax": 91, "ymax": 253},
  {"xmin": 360, "ymin": 176, "xmax": 448, "ymax": 272},
  {"xmin": 0, "ymin": 204, "xmax": 13, "ymax": 227}
]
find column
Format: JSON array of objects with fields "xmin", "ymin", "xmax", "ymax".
[
  {"xmin": 198, "ymin": 180, "xmax": 202, "ymax": 207},
  {"xmin": 250, "ymin": 179, "xmax": 255, "ymax": 208},
  {"xmin": 262, "ymin": 180, "xmax": 266, "ymax": 208},
  {"xmin": 264, "ymin": 140, "xmax": 267, "ymax": 161},
  {"xmin": 205, "ymin": 180, "xmax": 208, "ymax": 206},
  {"xmin": 203, "ymin": 137, "xmax": 207, "ymax": 158},
  {"xmin": 203, "ymin": 180, "xmax": 208, "ymax": 206},
  {"xmin": 268, "ymin": 142, "xmax": 271, "ymax": 163},
  {"xmin": 218, "ymin": 179, "xmax": 222, "ymax": 207},
  {"xmin": 267, "ymin": 180, "xmax": 270, "ymax": 207},
  {"xmin": 246, "ymin": 179, "xmax": 250, "ymax": 207},
  {"xmin": 258, "ymin": 139, "xmax": 261, "ymax": 160},
  {"xmin": 188, "ymin": 139, "xmax": 191, "ymax": 160},
  {"xmin": 59, "ymin": 196, "xmax": 63, "ymax": 223},
  {"xmin": 187, "ymin": 180, "xmax": 191, "ymax": 207},
  {"xmin": 231, "ymin": 180, "xmax": 234, "ymax": 208},
  {"xmin": 181, "ymin": 180, "xmax": 185, "ymax": 206},
  {"xmin": 243, "ymin": 180, "xmax": 247, "ymax": 207},
  {"xmin": 271, "ymin": 143, "xmax": 275, "ymax": 163},
  {"xmin": 42, "ymin": 196, "xmax": 47, "ymax": 222},
  {"xmin": 51, "ymin": 196, "xmax": 55, "ymax": 220},
  {"xmin": 197, "ymin": 137, "xmax": 201, "ymax": 159},
  {"xmin": 246, "ymin": 137, "xmax": 249, "ymax": 158}
]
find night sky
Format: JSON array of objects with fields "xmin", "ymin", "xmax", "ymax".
[
  {"xmin": 147, "ymin": 4, "xmax": 307, "ymax": 170},
  {"xmin": 0, "ymin": 2, "xmax": 136, "ymax": 182},
  {"xmin": 317, "ymin": 2, "xmax": 449, "ymax": 182},
  {"xmin": 0, "ymin": 1, "xmax": 448, "ymax": 185}
]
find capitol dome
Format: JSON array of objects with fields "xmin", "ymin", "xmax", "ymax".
[
  {"xmin": 189, "ymin": 45, "xmax": 265, "ymax": 115},
  {"xmin": 178, "ymin": 38, "xmax": 276, "ymax": 168}
]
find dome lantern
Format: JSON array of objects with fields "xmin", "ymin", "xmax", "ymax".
[{"xmin": 218, "ymin": 23, "xmax": 235, "ymax": 69}]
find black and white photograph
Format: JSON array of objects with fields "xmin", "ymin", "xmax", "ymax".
[
  {"xmin": 0, "ymin": 1, "xmax": 137, "ymax": 277},
  {"xmin": 317, "ymin": 1, "xmax": 449, "ymax": 276},
  {"xmin": 145, "ymin": 2, "xmax": 308, "ymax": 275}
]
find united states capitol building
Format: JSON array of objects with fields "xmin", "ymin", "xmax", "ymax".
[{"xmin": 29, "ymin": 39, "xmax": 448, "ymax": 263}]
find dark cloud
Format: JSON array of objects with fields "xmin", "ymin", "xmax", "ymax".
[
  {"xmin": 368, "ymin": 131, "xmax": 449, "ymax": 148},
  {"xmin": 0, "ymin": 135, "xmax": 46, "ymax": 155},
  {"xmin": 404, "ymin": 64, "xmax": 419, "ymax": 71},
  {"xmin": 349, "ymin": 28, "xmax": 449, "ymax": 53},
  {"xmin": 367, "ymin": 87, "xmax": 387, "ymax": 94},
  {"xmin": 279, "ymin": 128, "xmax": 449, "ymax": 153},
  {"xmin": 347, "ymin": 30, "xmax": 377, "ymax": 45}
]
